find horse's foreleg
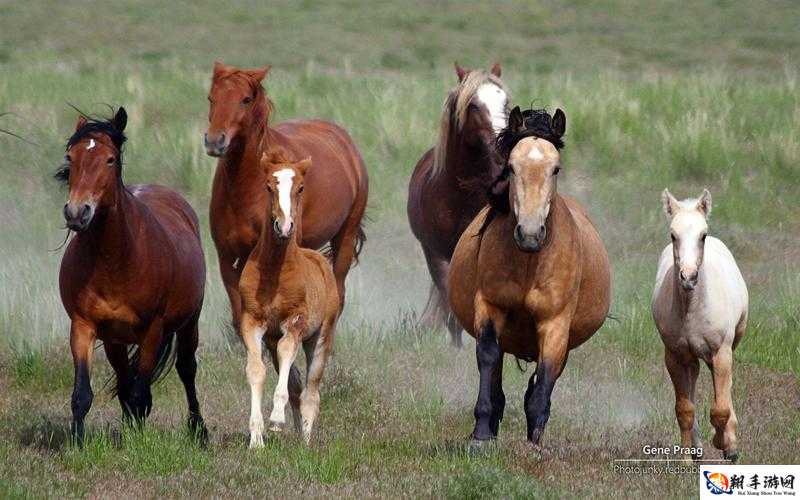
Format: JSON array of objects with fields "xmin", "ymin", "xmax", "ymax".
[
  {"xmin": 300, "ymin": 324, "xmax": 334, "ymax": 444},
  {"xmin": 176, "ymin": 312, "xmax": 208, "ymax": 442},
  {"xmin": 470, "ymin": 297, "xmax": 506, "ymax": 443},
  {"xmin": 525, "ymin": 317, "xmax": 569, "ymax": 446},
  {"xmin": 665, "ymin": 348, "xmax": 701, "ymax": 460},
  {"xmin": 69, "ymin": 318, "xmax": 97, "ymax": 446},
  {"xmin": 268, "ymin": 318, "xmax": 303, "ymax": 431},
  {"xmin": 219, "ymin": 254, "xmax": 243, "ymax": 334},
  {"xmin": 268, "ymin": 347, "xmax": 303, "ymax": 434},
  {"xmin": 710, "ymin": 344, "xmax": 738, "ymax": 462},
  {"xmin": 241, "ymin": 313, "xmax": 267, "ymax": 448},
  {"xmin": 103, "ymin": 341, "xmax": 132, "ymax": 420},
  {"xmin": 129, "ymin": 318, "xmax": 165, "ymax": 423}
]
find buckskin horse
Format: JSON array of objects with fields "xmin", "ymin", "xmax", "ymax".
[
  {"xmin": 407, "ymin": 62, "xmax": 508, "ymax": 347},
  {"xmin": 57, "ymin": 108, "xmax": 207, "ymax": 444},
  {"xmin": 239, "ymin": 150, "xmax": 340, "ymax": 447},
  {"xmin": 448, "ymin": 107, "xmax": 611, "ymax": 445},
  {"xmin": 204, "ymin": 62, "xmax": 368, "ymax": 330}
]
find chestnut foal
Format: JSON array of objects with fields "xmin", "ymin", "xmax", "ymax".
[{"xmin": 239, "ymin": 151, "xmax": 339, "ymax": 447}]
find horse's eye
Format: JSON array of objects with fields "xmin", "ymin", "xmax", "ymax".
[
  {"xmin": 242, "ymin": 96, "xmax": 253, "ymax": 105},
  {"xmin": 298, "ymin": 185, "xmax": 304, "ymax": 194},
  {"xmin": 670, "ymin": 233, "xmax": 677, "ymax": 242},
  {"xmin": 701, "ymin": 233, "xmax": 707, "ymax": 242},
  {"xmin": 266, "ymin": 185, "xmax": 273, "ymax": 193},
  {"xmin": 107, "ymin": 156, "xmax": 116, "ymax": 166},
  {"xmin": 207, "ymin": 96, "xmax": 213, "ymax": 103},
  {"xmin": 553, "ymin": 166, "xmax": 561, "ymax": 176},
  {"xmin": 65, "ymin": 154, "xmax": 72, "ymax": 163}
]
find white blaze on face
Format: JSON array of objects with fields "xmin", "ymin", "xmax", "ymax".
[
  {"xmin": 86, "ymin": 138, "xmax": 96, "ymax": 150},
  {"xmin": 273, "ymin": 168, "xmax": 295, "ymax": 234},
  {"xmin": 475, "ymin": 83, "xmax": 508, "ymax": 134}
]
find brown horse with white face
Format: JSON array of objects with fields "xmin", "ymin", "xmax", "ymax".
[
  {"xmin": 239, "ymin": 151, "xmax": 340, "ymax": 447},
  {"xmin": 204, "ymin": 62, "xmax": 368, "ymax": 331},
  {"xmin": 448, "ymin": 107, "xmax": 611, "ymax": 446},
  {"xmin": 57, "ymin": 108, "xmax": 207, "ymax": 444},
  {"xmin": 407, "ymin": 63, "xmax": 509, "ymax": 347}
]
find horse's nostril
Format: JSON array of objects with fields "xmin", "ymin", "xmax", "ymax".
[
  {"xmin": 219, "ymin": 133, "xmax": 226, "ymax": 144},
  {"xmin": 514, "ymin": 224, "xmax": 524, "ymax": 240}
]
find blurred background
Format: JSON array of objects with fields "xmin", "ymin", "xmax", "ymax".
[{"xmin": 0, "ymin": 1, "xmax": 798, "ymax": 496}]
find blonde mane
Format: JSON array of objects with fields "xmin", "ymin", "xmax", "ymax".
[{"xmin": 430, "ymin": 70, "xmax": 508, "ymax": 179}]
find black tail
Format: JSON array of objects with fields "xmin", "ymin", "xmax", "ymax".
[
  {"xmin": 352, "ymin": 223, "xmax": 366, "ymax": 264},
  {"xmin": 106, "ymin": 332, "xmax": 178, "ymax": 397}
]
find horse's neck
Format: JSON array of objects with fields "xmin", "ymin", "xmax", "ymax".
[
  {"xmin": 253, "ymin": 225, "xmax": 301, "ymax": 289},
  {"xmin": 82, "ymin": 187, "xmax": 141, "ymax": 265},
  {"xmin": 671, "ymin": 268, "xmax": 707, "ymax": 317},
  {"xmin": 444, "ymin": 138, "xmax": 488, "ymax": 181},
  {"xmin": 220, "ymin": 124, "xmax": 269, "ymax": 198}
]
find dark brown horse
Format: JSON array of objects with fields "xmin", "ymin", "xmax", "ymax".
[
  {"xmin": 449, "ymin": 107, "xmax": 611, "ymax": 446},
  {"xmin": 58, "ymin": 108, "xmax": 207, "ymax": 444},
  {"xmin": 204, "ymin": 62, "xmax": 368, "ymax": 331},
  {"xmin": 407, "ymin": 63, "xmax": 508, "ymax": 347}
]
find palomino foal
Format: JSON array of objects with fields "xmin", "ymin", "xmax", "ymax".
[
  {"xmin": 239, "ymin": 151, "xmax": 339, "ymax": 447},
  {"xmin": 652, "ymin": 189, "xmax": 748, "ymax": 462}
]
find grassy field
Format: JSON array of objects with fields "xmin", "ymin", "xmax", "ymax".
[{"xmin": 1, "ymin": 0, "xmax": 799, "ymax": 497}]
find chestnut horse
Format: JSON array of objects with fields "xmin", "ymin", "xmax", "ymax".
[
  {"xmin": 57, "ymin": 108, "xmax": 207, "ymax": 444},
  {"xmin": 239, "ymin": 151, "xmax": 339, "ymax": 447},
  {"xmin": 449, "ymin": 107, "xmax": 611, "ymax": 445},
  {"xmin": 407, "ymin": 63, "xmax": 508, "ymax": 347},
  {"xmin": 204, "ymin": 62, "xmax": 367, "ymax": 331}
]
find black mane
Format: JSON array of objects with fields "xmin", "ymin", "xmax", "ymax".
[
  {"xmin": 495, "ymin": 107, "xmax": 565, "ymax": 161},
  {"xmin": 56, "ymin": 107, "xmax": 127, "ymax": 184}
]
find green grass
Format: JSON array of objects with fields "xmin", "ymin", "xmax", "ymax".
[{"xmin": 0, "ymin": 0, "xmax": 799, "ymax": 497}]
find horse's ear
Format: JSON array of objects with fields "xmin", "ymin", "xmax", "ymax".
[
  {"xmin": 490, "ymin": 62, "xmax": 502, "ymax": 77},
  {"xmin": 508, "ymin": 106, "xmax": 524, "ymax": 134},
  {"xmin": 661, "ymin": 189, "xmax": 678, "ymax": 218},
  {"xmin": 296, "ymin": 157, "xmax": 312, "ymax": 176},
  {"xmin": 74, "ymin": 115, "xmax": 87, "ymax": 132},
  {"xmin": 213, "ymin": 61, "xmax": 231, "ymax": 79},
  {"xmin": 112, "ymin": 107, "xmax": 127, "ymax": 132},
  {"xmin": 247, "ymin": 65, "xmax": 271, "ymax": 83},
  {"xmin": 551, "ymin": 108, "xmax": 566, "ymax": 137},
  {"xmin": 454, "ymin": 62, "xmax": 468, "ymax": 82},
  {"xmin": 697, "ymin": 189, "xmax": 712, "ymax": 216}
]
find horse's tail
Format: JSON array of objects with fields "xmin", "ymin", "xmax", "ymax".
[
  {"xmin": 352, "ymin": 222, "xmax": 367, "ymax": 264},
  {"xmin": 106, "ymin": 331, "xmax": 177, "ymax": 397}
]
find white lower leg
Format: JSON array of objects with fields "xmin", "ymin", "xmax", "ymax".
[{"xmin": 269, "ymin": 333, "xmax": 300, "ymax": 430}]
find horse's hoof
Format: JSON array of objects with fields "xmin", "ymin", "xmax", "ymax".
[
  {"xmin": 269, "ymin": 420, "xmax": 285, "ymax": 433},
  {"xmin": 528, "ymin": 442, "xmax": 551, "ymax": 459},
  {"xmin": 249, "ymin": 435, "xmax": 264, "ymax": 449},
  {"xmin": 467, "ymin": 436, "xmax": 495, "ymax": 453},
  {"xmin": 723, "ymin": 450, "xmax": 739, "ymax": 463}
]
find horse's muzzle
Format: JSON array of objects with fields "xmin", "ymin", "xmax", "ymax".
[
  {"xmin": 63, "ymin": 203, "xmax": 95, "ymax": 232},
  {"xmin": 514, "ymin": 223, "xmax": 546, "ymax": 253},
  {"xmin": 204, "ymin": 132, "xmax": 228, "ymax": 157}
]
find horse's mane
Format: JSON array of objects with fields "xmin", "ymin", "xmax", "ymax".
[
  {"xmin": 478, "ymin": 106, "xmax": 566, "ymax": 234},
  {"xmin": 430, "ymin": 70, "xmax": 508, "ymax": 179},
  {"xmin": 495, "ymin": 108, "xmax": 565, "ymax": 160},
  {"xmin": 56, "ymin": 107, "xmax": 127, "ymax": 184}
]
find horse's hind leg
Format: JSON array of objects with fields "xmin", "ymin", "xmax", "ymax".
[
  {"xmin": 329, "ymin": 194, "xmax": 367, "ymax": 311},
  {"xmin": 300, "ymin": 324, "xmax": 334, "ymax": 444},
  {"xmin": 103, "ymin": 341, "xmax": 132, "ymax": 420},
  {"xmin": 268, "ymin": 347, "xmax": 303, "ymax": 433},
  {"xmin": 176, "ymin": 312, "xmax": 208, "ymax": 441},
  {"xmin": 69, "ymin": 319, "xmax": 97, "ymax": 445},
  {"xmin": 665, "ymin": 349, "xmax": 701, "ymax": 460},
  {"xmin": 710, "ymin": 344, "xmax": 738, "ymax": 462},
  {"xmin": 268, "ymin": 318, "xmax": 303, "ymax": 431},
  {"xmin": 421, "ymin": 247, "xmax": 462, "ymax": 347}
]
